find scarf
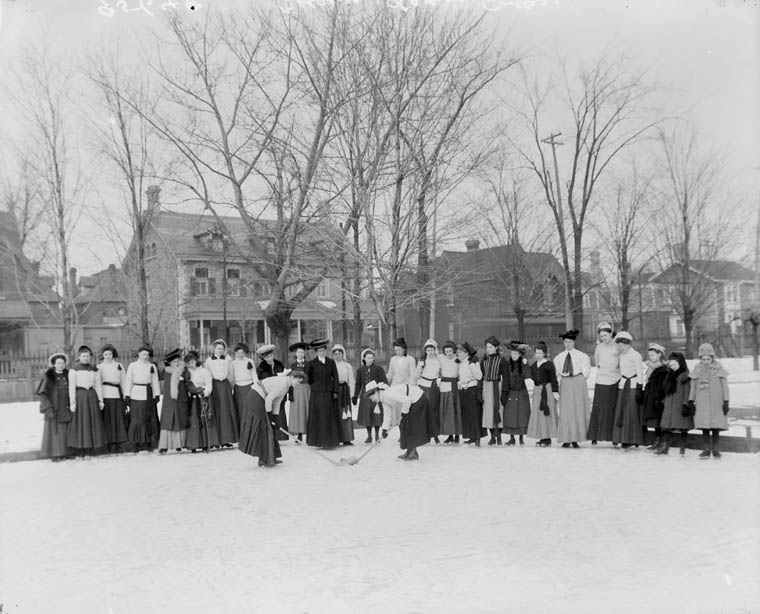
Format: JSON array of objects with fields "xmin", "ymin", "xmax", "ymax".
[{"xmin": 166, "ymin": 365, "xmax": 181, "ymax": 400}]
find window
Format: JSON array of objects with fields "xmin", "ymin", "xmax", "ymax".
[
  {"xmin": 316, "ymin": 280, "xmax": 329, "ymax": 298},
  {"xmin": 211, "ymin": 237, "xmax": 224, "ymax": 252},
  {"xmin": 266, "ymin": 236, "xmax": 276, "ymax": 256},
  {"xmin": 226, "ymin": 268, "xmax": 240, "ymax": 297},
  {"xmin": 192, "ymin": 267, "xmax": 209, "ymax": 296},
  {"xmin": 725, "ymin": 284, "xmax": 738, "ymax": 304},
  {"xmin": 673, "ymin": 318, "xmax": 685, "ymax": 338}
]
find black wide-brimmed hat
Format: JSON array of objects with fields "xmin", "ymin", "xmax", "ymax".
[
  {"xmin": 507, "ymin": 340, "xmax": 528, "ymax": 353},
  {"xmin": 559, "ymin": 329, "xmax": 579, "ymax": 340},
  {"xmin": 310, "ymin": 338, "xmax": 330, "ymax": 350},
  {"xmin": 164, "ymin": 348, "xmax": 183, "ymax": 365},
  {"xmin": 289, "ymin": 341, "xmax": 310, "ymax": 352}
]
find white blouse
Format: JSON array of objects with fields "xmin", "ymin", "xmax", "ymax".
[
  {"xmin": 553, "ymin": 349, "xmax": 591, "ymax": 379},
  {"xmin": 124, "ymin": 360, "xmax": 161, "ymax": 401},
  {"xmin": 205, "ymin": 355, "xmax": 232, "ymax": 382},
  {"xmin": 386, "ymin": 355, "xmax": 417, "ymax": 386},
  {"xmin": 187, "ymin": 367, "xmax": 213, "ymax": 397},
  {"xmin": 334, "ymin": 360, "xmax": 355, "ymax": 392},
  {"xmin": 440, "ymin": 354, "xmax": 460, "ymax": 378},
  {"xmin": 416, "ymin": 356, "xmax": 441, "ymax": 387},
  {"xmin": 457, "ymin": 360, "xmax": 483, "ymax": 389},
  {"xmin": 230, "ymin": 358, "xmax": 258, "ymax": 386},
  {"xmin": 255, "ymin": 375, "xmax": 289, "ymax": 415},
  {"xmin": 98, "ymin": 361, "xmax": 125, "ymax": 399},
  {"xmin": 69, "ymin": 367, "xmax": 103, "ymax": 406},
  {"xmin": 379, "ymin": 384, "xmax": 424, "ymax": 414},
  {"xmin": 618, "ymin": 349, "xmax": 645, "ymax": 389}
]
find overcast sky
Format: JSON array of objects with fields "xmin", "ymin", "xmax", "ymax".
[{"xmin": 0, "ymin": 0, "xmax": 757, "ymax": 274}]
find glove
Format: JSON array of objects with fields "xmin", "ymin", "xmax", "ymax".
[
  {"xmin": 154, "ymin": 396, "xmax": 160, "ymax": 403},
  {"xmin": 687, "ymin": 400, "xmax": 696, "ymax": 417},
  {"xmin": 124, "ymin": 396, "xmax": 131, "ymax": 408},
  {"xmin": 288, "ymin": 390, "xmax": 295, "ymax": 403},
  {"xmin": 70, "ymin": 403, "xmax": 77, "ymax": 413},
  {"xmin": 351, "ymin": 396, "xmax": 358, "ymax": 406},
  {"xmin": 542, "ymin": 406, "xmax": 550, "ymax": 417},
  {"xmin": 267, "ymin": 412, "xmax": 279, "ymax": 431},
  {"xmin": 681, "ymin": 403, "xmax": 691, "ymax": 418},
  {"xmin": 722, "ymin": 400, "xmax": 729, "ymax": 415},
  {"xmin": 634, "ymin": 386, "xmax": 644, "ymax": 406},
  {"xmin": 500, "ymin": 394, "xmax": 508, "ymax": 408},
  {"xmin": 332, "ymin": 392, "xmax": 339, "ymax": 400}
]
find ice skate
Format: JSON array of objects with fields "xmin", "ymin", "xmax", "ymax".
[
  {"xmin": 364, "ymin": 436, "xmax": 372, "ymax": 444},
  {"xmin": 699, "ymin": 450, "xmax": 711, "ymax": 459}
]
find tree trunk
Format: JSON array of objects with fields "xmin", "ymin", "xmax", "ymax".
[
  {"xmin": 352, "ymin": 220, "xmax": 362, "ymax": 354},
  {"xmin": 572, "ymin": 235, "xmax": 585, "ymax": 334},
  {"xmin": 264, "ymin": 307, "xmax": 293, "ymax": 365},
  {"xmin": 417, "ymin": 192, "xmax": 430, "ymax": 341},
  {"xmin": 340, "ymin": 250, "xmax": 349, "ymax": 345}
]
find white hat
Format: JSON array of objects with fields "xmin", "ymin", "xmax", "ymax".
[
  {"xmin": 256, "ymin": 344, "xmax": 275, "ymax": 356},
  {"xmin": 364, "ymin": 380, "xmax": 381, "ymax": 396},
  {"xmin": 614, "ymin": 331, "xmax": 633, "ymax": 343},
  {"xmin": 361, "ymin": 348, "xmax": 375, "ymax": 361},
  {"xmin": 423, "ymin": 338, "xmax": 438, "ymax": 351},
  {"xmin": 332, "ymin": 344, "xmax": 346, "ymax": 355}
]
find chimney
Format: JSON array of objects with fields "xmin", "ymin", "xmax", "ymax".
[
  {"xmin": 465, "ymin": 239, "xmax": 480, "ymax": 252},
  {"xmin": 146, "ymin": 185, "xmax": 161, "ymax": 220},
  {"xmin": 69, "ymin": 267, "xmax": 78, "ymax": 297}
]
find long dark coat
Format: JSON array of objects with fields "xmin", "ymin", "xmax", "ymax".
[
  {"xmin": 354, "ymin": 363, "xmax": 387, "ymax": 427},
  {"xmin": 160, "ymin": 374, "xmax": 190, "ymax": 431},
  {"xmin": 642, "ymin": 365, "xmax": 669, "ymax": 427},
  {"xmin": 306, "ymin": 356, "xmax": 341, "ymax": 448}
]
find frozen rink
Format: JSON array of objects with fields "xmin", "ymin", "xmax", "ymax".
[
  {"xmin": 1, "ymin": 357, "xmax": 759, "ymax": 613},
  {"xmin": 1, "ymin": 431, "xmax": 759, "ymax": 614}
]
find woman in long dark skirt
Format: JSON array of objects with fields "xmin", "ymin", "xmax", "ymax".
[
  {"xmin": 36, "ymin": 353, "xmax": 72, "ymax": 461},
  {"xmin": 415, "ymin": 339, "xmax": 442, "ymax": 444},
  {"xmin": 240, "ymin": 372, "xmax": 304, "ymax": 467},
  {"xmin": 183, "ymin": 350, "xmax": 218, "ymax": 452},
  {"xmin": 353, "ymin": 349, "xmax": 387, "ymax": 444},
  {"xmin": 587, "ymin": 322, "xmax": 619, "ymax": 445},
  {"xmin": 642, "ymin": 343, "xmax": 669, "ymax": 451},
  {"xmin": 306, "ymin": 339, "xmax": 342, "ymax": 449},
  {"xmin": 527, "ymin": 342, "xmax": 559, "ymax": 447},
  {"xmin": 332, "ymin": 344, "xmax": 355, "ymax": 446},
  {"xmin": 457, "ymin": 342, "xmax": 483, "ymax": 446},
  {"xmin": 611, "ymin": 332, "xmax": 645, "ymax": 450},
  {"xmin": 124, "ymin": 344, "xmax": 161, "ymax": 453},
  {"xmin": 158, "ymin": 348, "xmax": 189, "ymax": 454},
  {"xmin": 501, "ymin": 341, "xmax": 532, "ymax": 446},
  {"xmin": 481, "ymin": 336, "xmax": 508, "ymax": 446},
  {"xmin": 366, "ymin": 382, "xmax": 435, "ymax": 461},
  {"xmin": 204, "ymin": 339, "xmax": 239, "ymax": 447},
  {"xmin": 257, "ymin": 344, "xmax": 289, "ymax": 441},
  {"xmin": 655, "ymin": 352, "xmax": 693, "ymax": 456},
  {"xmin": 68, "ymin": 345, "xmax": 107, "ymax": 457},
  {"xmin": 439, "ymin": 340, "xmax": 462, "ymax": 444},
  {"xmin": 97, "ymin": 344, "xmax": 128, "ymax": 454},
  {"xmin": 231, "ymin": 342, "xmax": 258, "ymax": 437}
]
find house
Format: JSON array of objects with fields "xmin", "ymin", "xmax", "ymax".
[
  {"xmin": 422, "ymin": 239, "xmax": 566, "ymax": 351},
  {"xmin": 638, "ymin": 259, "xmax": 758, "ymax": 354},
  {"xmin": 0, "ymin": 210, "xmax": 61, "ymax": 354},
  {"xmin": 124, "ymin": 187, "xmax": 350, "ymax": 352},
  {"xmin": 73, "ymin": 264, "xmax": 131, "ymax": 351}
]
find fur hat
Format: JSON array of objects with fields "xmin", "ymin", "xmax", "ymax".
[
  {"xmin": 100, "ymin": 343, "xmax": 118, "ymax": 358},
  {"xmin": 507, "ymin": 340, "xmax": 529, "ymax": 353},
  {"xmin": 257, "ymin": 344, "xmax": 276, "ymax": 357},
  {"xmin": 697, "ymin": 343, "xmax": 715, "ymax": 357}
]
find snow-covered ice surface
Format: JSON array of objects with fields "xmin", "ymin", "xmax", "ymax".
[{"xmin": 1, "ymin": 437, "xmax": 759, "ymax": 614}]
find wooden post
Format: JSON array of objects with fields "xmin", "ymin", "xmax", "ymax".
[{"xmin": 26, "ymin": 363, "xmax": 34, "ymax": 401}]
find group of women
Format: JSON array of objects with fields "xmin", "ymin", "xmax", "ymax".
[{"xmin": 36, "ymin": 325, "xmax": 732, "ymax": 466}]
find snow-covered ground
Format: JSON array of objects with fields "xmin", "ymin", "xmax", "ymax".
[{"xmin": 1, "ymin": 435, "xmax": 758, "ymax": 614}]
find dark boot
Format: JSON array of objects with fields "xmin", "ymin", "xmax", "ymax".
[
  {"xmin": 444, "ymin": 435, "xmax": 454, "ymax": 444},
  {"xmin": 382, "ymin": 429, "xmax": 388, "ymax": 439},
  {"xmin": 507, "ymin": 434, "xmax": 516, "ymax": 446},
  {"xmin": 699, "ymin": 429, "xmax": 711, "ymax": 459},
  {"xmin": 519, "ymin": 435, "xmax": 525, "ymax": 445},
  {"xmin": 433, "ymin": 436, "xmax": 441, "ymax": 444},
  {"xmin": 488, "ymin": 429, "xmax": 496, "ymax": 446},
  {"xmin": 374, "ymin": 427, "xmax": 380, "ymax": 442},
  {"xmin": 712, "ymin": 430, "xmax": 722, "ymax": 459},
  {"xmin": 454, "ymin": 435, "xmax": 460, "ymax": 444},
  {"xmin": 364, "ymin": 429, "xmax": 372, "ymax": 444},
  {"xmin": 679, "ymin": 431, "xmax": 687, "ymax": 456},
  {"xmin": 496, "ymin": 430, "xmax": 503, "ymax": 445},
  {"xmin": 398, "ymin": 449, "xmax": 411, "ymax": 460},
  {"xmin": 571, "ymin": 442, "xmax": 580, "ymax": 449},
  {"xmin": 404, "ymin": 448, "xmax": 419, "ymax": 461},
  {"xmin": 653, "ymin": 439, "xmax": 669, "ymax": 455}
]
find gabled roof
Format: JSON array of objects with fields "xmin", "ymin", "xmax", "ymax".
[
  {"xmin": 75, "ymin": 265, "xmax": 127, "ymax": 304},
  {"xmin": 439, "ymin": 243, "xmax": 563, "ymax": 281},
  {"xmin": 652, "ymin": 260, "xmax": 756, "ymax": 284}
]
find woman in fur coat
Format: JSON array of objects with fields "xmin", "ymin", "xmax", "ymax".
[
  {"xmin": 36, "ymin": 353, "xmax": 72, "ymax": 461},
  {"xmin": 641, "ymin": 343, "xmax": 669, "ymax": 451},
  {"xmin": 655, "ymin": 352, "xmax": 693, "ymax": 456}
]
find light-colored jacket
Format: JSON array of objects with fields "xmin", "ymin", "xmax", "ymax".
[{"xmin": 689, "ymin": 361, "xmax": 729, "ymax": 430}]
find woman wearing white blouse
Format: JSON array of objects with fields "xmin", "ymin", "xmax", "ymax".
[
  {"xmin": 611, "ymin": 331, "xmax": 646, "ymax": 449},
  {"xmin": 383, "ymin": 337, "xmax": 417, "ymax": 438},
  {"xmin": 124, "ymin": 344, "xmax": 161, "ymax": 453},
  {"xmin": 457, "ymin": 343, "xmax": 483, "ymax": 446},
  {"xmin": 416, "ymin": 339, "xmax": 442, "ymax": 444},
  {"xmin": 332, "ymin": 344, "xmax": 355, "ymax": 446},
  {"xmin": 204, "ymin": 339, "xmax": 239, "ymax": 447},
  {"xmin": 97, "ymin": 343, "xmax": 128, "ymax": 454},
  {"xmin": 68, "ymin": 345, "xmax": 107, "ymax": 456},
  {"xmin": 553, "ymin": 330, "xmax": 591, "ymax": 448}
]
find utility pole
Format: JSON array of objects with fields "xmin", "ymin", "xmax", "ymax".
[
  {"xmin": 542, "ymin": 132, "xmax": 573, "ymax": 329},
  {"xmin": 753, "ymin": 198, "xmax": 760, "ymax": 370}
]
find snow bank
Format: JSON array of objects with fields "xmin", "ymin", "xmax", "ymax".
[{"xmin": 0, "ymin": 439, "xmax": 758, "ymax": 614}]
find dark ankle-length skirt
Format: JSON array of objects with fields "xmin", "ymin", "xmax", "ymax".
[
  {"xmin": 307, "ymin": 390, "xmax": 341, "ymax": 449},
  {"xmin": 459, "ymin": 387, "xmax": 484, "ymax": 440},
  {"xmin": 400, "ymin": 395, "xmax": 437, "ymax": 450},
  {"xmin": 238, "ymin": 387, "xmax": 281, "ymax": 466},
  {"xmin": 127, "ymin": 397, "xmax": 160, "ymax": 447},
  {"xmin": 338, "ymin": 382, "xmax": 354, "ymax": 442},
  {"xmin": 438, "ymin": 377, "xmax": 462, "ymax": 436},
  {"xmin": 185, "ymin": 395, "xmax": 220, "ymax": 450},
  {"xmin": 68, "ymin": 388, "xmax": 108, "ymax": 451},
  {"xmin": 587, "ymin": 382, "xmax": 619, "ymax": 442},
  {"xmin": 503, "ymin": 388, "xmax": 530, "ymax": 435},
  {"xmin": 419, "ymin": 381, "xmax": 440, "ymax": 437},
  {"xmin": 41, "ymin": 419, "xmax": 69, "ymax": 458},
  {"xmin": 612, "ymin": 385, "xmax": 643, "ymax": 445},
  {"xmin": 211, "ymin": 379, "xmax": 239, "ymax": 445},
  {"xmin": 102, "ymin": 398, "xmax": 128, "ymax": 445}
]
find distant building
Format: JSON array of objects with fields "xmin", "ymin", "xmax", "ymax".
[
  {"xmin": 0, "ymin": 210, "xmax": 61, "ymax": 353},
  {"xmin": 73, "ymin": 264, "xmax": 131, "ymax": 351}
]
